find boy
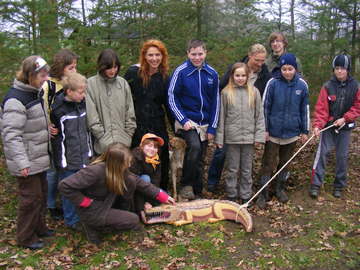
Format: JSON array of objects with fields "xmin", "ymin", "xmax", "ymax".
[
  {"xmin": 310, "ymin": 54, "xmax": 360, "ymax": 199},
  {"xmin": 168, "ymin": 39, "xmax": 219, "ymax": 199},
  {"xmin": 51, "ymin": 72, "xmax": 92, "ymax": 230}
]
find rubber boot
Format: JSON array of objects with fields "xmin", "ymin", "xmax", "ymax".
[
  {"xmin": 275, "ymin": 171, "xmax": 289, "ymax": 203},
  {"xmin": 256, "ymin": 176, "xmax": 270, "ymax": 209},
  {"xmin": 82, "ymin": 223, "xmax": 101, "ymax": 245}
]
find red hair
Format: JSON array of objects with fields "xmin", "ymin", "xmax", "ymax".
[{"xmin": 139, "ymin": 39, "xmax": 169, "ymax": 87}]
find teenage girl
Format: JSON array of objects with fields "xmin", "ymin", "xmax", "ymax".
[{"xmin": 215, "ymin": 62, "xmax": 265, "ymax": 203}]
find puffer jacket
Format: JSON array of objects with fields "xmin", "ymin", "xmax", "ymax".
[
  {"xmin": 263, "ymin": 73, "xmax": 310, "ymax": 139},
  {"xmin": 50, "ymin": 93, "xmax": 92, "ymax": 171},
  {"xmin": 0, "ymin": 79, "xmax": 50, "ymax": 176},
  {"xmin": 86, "ymin": 73, "xmax": 136, "ymax": 154},
  {"xmin": 215, "ymin": 86, "xmax": 265, "ymax": 145}
]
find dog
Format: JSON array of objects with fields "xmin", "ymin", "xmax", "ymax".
[{"xmin": 169, "ymin": 136, "xmax": 186, "ymax": 201}]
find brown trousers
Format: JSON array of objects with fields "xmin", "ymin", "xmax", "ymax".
[
  {"xmin": 104, "ymin": 208, "xmax": 143, "ymax": 231},
  {"xmin": 17, "ymin": 172, "xmax": 48, "ymax": 246}
]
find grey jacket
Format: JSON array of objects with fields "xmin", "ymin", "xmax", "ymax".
[
  {"xmin": 215, "ymin": 86, "xmax": 265, "ymax": 145},
  {"xmin": 86, "ymin": 74, "xmax": 136, "ymax": 154},
  {"xmin": 0, "ymin": 79, "xmax": 50, "ymax": 176}
]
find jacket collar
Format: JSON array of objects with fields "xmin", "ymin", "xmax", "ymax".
[
  {"xmin": 279, "ymin": 73, "xmax": 300, "ymax": 85},
  {"xmin": 185, "ymin": 59, "xmax": 213, "ymax": 76},
  {"xmin": 98, "ymin": 73, "xmax": 117, "ymax": 83},
  {"xmin": 13, "ymin": 79, "xmax": 41, "ymax": 93},
  {"xmin": 330, "ymin": 74, "xmax": 353, "ymax": 86}
]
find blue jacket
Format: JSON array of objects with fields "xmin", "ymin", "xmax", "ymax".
[
  {"xmin": 263, "ymin": 73, "xmax": 310, "ymax": 139},
  {"xmin": 168, "ymin": 59, "xmax": 220, "ymax": 135}
]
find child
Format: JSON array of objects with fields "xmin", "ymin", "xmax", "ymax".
[
  {"xmin": 257, "ymin": 53, "xmax": 309, "ymax": 209},
  {"xmin": 58, "ymin": 143, "xmax": 175, "ymax": 245},
  {"xmin": 130, "ymin": 133, "xmax": 164, "ymax": 212},
  {"xmin": 51, "ymin": 72, "xmax": 92, "ymax": 230},
  {"xmin": 310, "ymin": 54, "xmax": 360, "ymax": 199},
  {"xmin": 0, "ymin": 56, "xmax": 52, "ymax": 249},
  {"xmin": 43, "ymin": 49, "xmax": 79, "ymax": 221},
  {"xmin": 215, "ymin": 62, "xmax": 265, "ymax": 203}
]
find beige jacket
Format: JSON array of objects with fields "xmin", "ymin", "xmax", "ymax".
[
  {"xmin": 86, "ymin": 74, "xmax": 136, "ymax": 154},
  {"xmin": 215, "ymin": 86, "xmax": 265, "ymax": 145}
]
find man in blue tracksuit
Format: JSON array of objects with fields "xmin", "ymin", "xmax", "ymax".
[{"xmin": 168, "ymin": 39, "xmax": 220, "ymax": 199}]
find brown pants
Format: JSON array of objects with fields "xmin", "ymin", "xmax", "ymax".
[
  {"xmin": 104, "ymin": 208, "xmax": 143, "ymax": 231},
  {"xmin": 17, "ymin": 172, "xmax": 48, "ymax": 246}
]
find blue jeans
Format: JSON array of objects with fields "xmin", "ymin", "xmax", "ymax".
[
  {"xmin": 140, "ymin": 174, "xmax": 151, "ymax": 183},
  {"xmin": 46, "ymin": 168, "xmax": 60, "ymax": 209},
  {"xmin": 59, "ymin": 170, "xmax": 79, "ymax": 227},
  {"xmin": 207, "ymin": 146, "xmax": 226, "ymax": 187}
]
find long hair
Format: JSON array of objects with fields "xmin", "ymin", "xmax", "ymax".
[
  {"xmin": 139, "ymin": 39, "xmax": 169, "ymax": 87},
  {"xmin": 16, "ymin": 55, "xmax": 50, "ymax": 85},
  {"xmin": 92, "ymin": 143, "xmax": 132, "ymax": 195},
  {"xmin": 97, "ymin": 48, "xmax": 121, "ymax": 78},
  {"xmin": 223, "ymin": 62, "xmax": 255, "ymax": 108},
  {"xmin": 50, "ymin": 49, "xmax": 79, "ymax": 80}
]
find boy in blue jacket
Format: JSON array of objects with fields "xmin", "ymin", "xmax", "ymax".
[
  {"xmin": 168, "ymin": 39, "xmax": 220, "ymax": 199},
  {"xmin": 257, "ymin": 53, "xmax": 309, "ymax": 209}
]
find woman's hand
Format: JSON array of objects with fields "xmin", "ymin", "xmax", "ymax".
[
  {"xmin": 49, "ymin": 124, "xmax": 59, "ymax": 137},
  {"xmin": 265, "ymin": 132, "xmax": 269, "ymax": 141},
  {"xmin": 216, "ymin": 143, "xmax": 223, "ymax": 149},
  {"xmin": 166, "ymin": 196, "xmax": 176, "ymax": 205},
  {"xmin": 20, "ymin": 167, "xmax": 30, "ymax": 177}
]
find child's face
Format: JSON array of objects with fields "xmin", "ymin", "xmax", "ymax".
[
  {"xmin": 63, "ymin": 59, "xmax": 77, "ymax": 77},
  {"xmin": 334, "ymin": 66, "xmax": 348, "ymax": 82},
  {"xmin": 233, "ymin": 67, "xmax": 247, "ymax": 87},
  {"xmin": 187, "ymin": 46, "xmax": 207, "ymax": 68},
  {"xmin": 142, "ymin": 141, "xmax": 158, "ymax": 158},
  {"xmin": 67, "ymin": 84, "xmax": 86, "ymax": 103},
  {"xmin": 104, "ymin": 66, "xmax": 118, "ymax": 78},
  {"xmin": 281, "ymin": 64, "xmax": 296, "ymax": 81}
]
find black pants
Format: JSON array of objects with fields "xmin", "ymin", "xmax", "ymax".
[{"xmin": 181, "ymin": 129, "xmax": 208, "ymax": 194}]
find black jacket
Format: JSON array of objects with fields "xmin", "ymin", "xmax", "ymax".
[
  {"xmin": 219, "ymin": 56, "xmax": 271, "ymax": 97},
  {"xmin": 50, "ymin": 93, "xmax": 92, "ymax": 171}
]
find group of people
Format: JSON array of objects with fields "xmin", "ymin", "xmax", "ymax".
[{"xmin": 1, "ymin": 32, "xmax": 359, "ymax": 249}]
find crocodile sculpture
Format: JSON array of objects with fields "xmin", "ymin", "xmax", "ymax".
[{"xmin": 141, "ymin": 199, "xmax": 253, "ymax": 232}]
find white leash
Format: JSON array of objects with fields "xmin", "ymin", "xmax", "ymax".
[{"xmin": 239, "ymin": 124, "xmax": 337, "ymax": 209}]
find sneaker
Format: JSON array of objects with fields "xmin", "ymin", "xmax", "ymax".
[
  {"xmin": 333, "ymin": 188, "xmax": 342, "ymax": 198},
  {"xmin": 22, "ymin": 241, "xmax": 44, "ymax": 250},
  {"xmin": 179, "ymin": 186, "xmax": 195, "ymax": 200},
  {"xmin": 82, "ymin": 223, "xmax": 101, "ymax": 245},
  {"xmin": 49, "ymin": 208, "xmax": 63, "ymax": 221},
  {"xmin": 68, "ymin": 223, "xmax": 83, "ymax": 232},
  {"xmin": 38, "ymin": 229, "xmax": 55, "ymax": 238},
  {"xmin": 256, "ymin": 194, "xmax": 267, "ymax": 209},
  {"xmin": 309, "ymin": 185, "xmax": 320, "ymax": 199}
]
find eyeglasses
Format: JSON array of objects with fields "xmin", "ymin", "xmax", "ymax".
[{"xmin": 271, "ymin": 39, "xmax": 283, "ymax": 44}]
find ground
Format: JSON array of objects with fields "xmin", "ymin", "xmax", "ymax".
[{"xmin": 0, "ymin": 126, "xmax": 359, "ymax": 270}]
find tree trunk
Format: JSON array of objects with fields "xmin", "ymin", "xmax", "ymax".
[{"xmin": 290, "ymin": 0, "xmax": 296, "ymax": 40}]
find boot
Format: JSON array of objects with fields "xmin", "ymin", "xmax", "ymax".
[
  {"xmin": 179, "ymin": 186, "xmax": 195, "ymax": 200},
  {"xmin": 82, "ymin": 223, "xmax": 101, "ymax": 245},
  {"xmin": 275, "ymin": 171, "xmax": 289, "ymax": 203},
  {"xmin": 256, "ymin": 176, "xmax": 270, "ymax": 209},
  {"xmin": 333, "ymin": 188, "xmax": 342, "ymax": 198},
  {"xmin": 309, "ymin": 184, "xmax": 320, "ymax": 199}
]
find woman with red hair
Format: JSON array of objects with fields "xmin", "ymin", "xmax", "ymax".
[{"xmin": 125, "ymin": 39, "xmax": 172, "ymax": 191}]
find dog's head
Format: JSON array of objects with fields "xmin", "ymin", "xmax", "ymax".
[{"xmin": 169, "ymin": 136, "xmax": 186, "ymax": 150}]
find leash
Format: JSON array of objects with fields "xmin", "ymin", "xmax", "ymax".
[{"xmin": 238, "ymin": 124, "xmax": 338, "ymax": 209}]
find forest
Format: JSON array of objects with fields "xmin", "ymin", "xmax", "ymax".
[{"xmin": 0, "ymin": 0, "xmax": 359, "ymax": 99}]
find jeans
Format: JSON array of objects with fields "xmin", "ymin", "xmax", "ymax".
[
  {"xmin": 46, "ymin": 168, "xmax": 60, "ymax": 209},
  {"xmin": 59, "ymin": 170, "xmax": 79, "ymax": 227},
  {"xmin": 140, "ymin": 174, "xmax": 151, "ymax": 183},
  {"xmin": 207, "ymin": 146, "xmax": 226, "ymax": 187}
]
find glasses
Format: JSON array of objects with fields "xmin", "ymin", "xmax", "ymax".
[{"xmin": 271, "ymin": 39, "xmax": 283, "ymax": 44}]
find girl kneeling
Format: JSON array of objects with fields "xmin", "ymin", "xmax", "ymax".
[{"xmin": 58, "ymin": 143, "xmax": 175, "ymax": 245}]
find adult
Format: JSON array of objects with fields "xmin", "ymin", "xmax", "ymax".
[
  {"xmin": 207, "ymin": 44, "xmax": 271, "ymax": 192},
  {"xmin": 86, "ymin": 48, "xmax": 136, "ymax": 155},
  {"xmin": 168, "ymin": 39, "xmax": 220, "ymax": 199},
  {"xmin": 43, "ymin": 48, "xmax": 79, "ymax": 221},
  {"xmin": 124, "ymin": 39, "xmax": 171, "ymax": 190},
  {"xmin": 0, "ymin": 56, "xmax": 53, "ymax": 249}
]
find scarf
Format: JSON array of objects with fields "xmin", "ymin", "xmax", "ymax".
[{"xmin": 145, "ymin": 154, "xmax": 160, "ymax": 169}]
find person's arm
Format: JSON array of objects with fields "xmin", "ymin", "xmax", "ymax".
[
  {"xmin": 214, "ymin": 91, "xmax": 226, "ymax": 148},
  {"xmin": 2, "ymin": 99, "xmax": 30, "ymax": 174},
  {"xmin": 313, "ymin": 86, "xmax": 330, "ymax": 130},
  {"xmin": 207, "ymin": 72, "xmax": 220, "ymax": 136},
  {"xmin": 254, "ymin": 88, "xmax": 266, "ymax": 144},
  {"xmin": 300, "ymin": 84, "xmax": 310, "ymax": 135},
  {"xmin": 168, "ymin": 69, "xmax": 188, "ymax": 126},
  {"xmin": 342, "ymin": 87, "xmax": 360, "ymax": 123},
  {"xmin": 85, "ymin": 81, "xmax": 105, "ymax": 140},
  {"xmin": 50, "ymin": 108, "xmax": 64, "ymax": 169},
  {"xmin": 123, "ymin": 79, "xmax": 137, "ymax": 137}
]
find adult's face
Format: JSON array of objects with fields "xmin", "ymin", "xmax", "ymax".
[
  {"xmin": 271, "ymin": 39, "xmax": 285, "ymax": 56},
  {"xmin": 187, "ymin": 46, "xmax": 207, "ymax": 68},
  {"xmin": 31, "ymin": 69, "xmax": 49, "ymax": 89},
  {"xmin": 63, "ymin": 59, "xmax": 77, "ymax": 77},
  {"xmin": 247, "ymin": 52, "xmax": 266, "ymax": 73},
  {"xmin": 145, "ymin": 46, "xmax": 163, "ymax": 72}
]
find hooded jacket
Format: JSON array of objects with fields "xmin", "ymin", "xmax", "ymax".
[
  {"xmin": 0, "ymin": 79, "xmax": 50, "ymax": 176},
  {"xmin": 168, "ymin": 59, "xmax": 220, "ymax": 135},
  {"xmin": 50, "ymin": 93, "xmax": 92, "ymax": 171},
  {"xmin": 263, "ymin": 73, "xmax": 310, "ymax": 139}
]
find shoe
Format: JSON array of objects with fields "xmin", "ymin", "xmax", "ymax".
[
  {"xmin": 256, "ymin": 194, "xmax": 267, "ymax": 209},
  {"xmin": 309, "ymin": 185, "xmax": 320, "ymax": 199},
  {"xmin": 68, "ymin": 223, "xmax": 83, "ymax": 232},
  {"xmin": 82, "ymin": 223, "xmax": 101, "ymax": 245},
  {"xmin": 256, "ymin": 176, "xmax": 270, "ymax": 209},
  {"xmin": 207, "ymin": 185, "xmax": 216, "ymax": 193},
  {"xmin": 333, "ymin": 188, "xmax": 342, "ymax": 198},
  {"xmin": 275, "ymin": 172, "xmax": 289, "ymax": 203},
  {"xmin": 179, "ymin": 186, "xmax": 195, "ymax": 200},
  {"xmin": 49, "ymin": 208, "xmax": 63, "ymax": 221},
  {"xmin": 23, "ymin": 241, "xmax": 44, "ymax": 250},
  {"xmin": 38, "ymin": 229, "xmax": 55, "ymax": 238}
]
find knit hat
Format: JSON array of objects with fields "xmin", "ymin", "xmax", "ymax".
[
  {"xmin": 279, "ymin": 53, "xmax": 297, "ymax": 70},
  {"xmin": 140, "ymin": 133, "xmax": 164, "ymax": 147},
  {"xmin": 332, "ymin": 54, "xmax": 351, "ymax": 71}
]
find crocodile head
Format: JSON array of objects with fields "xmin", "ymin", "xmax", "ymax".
[{"xmin": 141, "ymin": 204, "xmax": 183, "ymax": 224}]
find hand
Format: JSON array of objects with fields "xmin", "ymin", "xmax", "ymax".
[
  {"xmin": 334, "ymin": 118, "xmax": 345, "ymax": 127},
  {"xmin": 300, "ymin": 134, "xmax": 308, "ymax": 144},
  {"xmin": 313, "ymin": 127, "xmax": 320, "ymax": 137},
  {"xmin": 49, "ymin": 124, "xmax": 59, "ymax": 137},
  {"xmin": 183, "ymin": 121, "xmax": 193, "ymax": 131},
  {"xmin": 166, "ymin": 196, "xmax": 176, "ymax": 205},
  {"xmin": 255, "ymin": 142, "xmax": 264, "ymax": 150},
  {"xmin": 20, "ymin": 168, "xmax": 30, "ymax": 177},
  {"xmin": 216, "ymin": 143, "xmax": 223, "ymax": 149},
  {"xmin": 265, "ymin": 132, "xmax": 269, "ymax": 141},
  {"xmin": 207, "ymin": 133, "xmax": 214, "ymax": 142}
]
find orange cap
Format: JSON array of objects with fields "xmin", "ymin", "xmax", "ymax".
[{"xmin": 140, "ymin": 133, "xmax": 164, "ymax": 147}]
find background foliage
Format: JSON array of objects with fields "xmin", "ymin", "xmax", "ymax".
[{"xmin": 0, "ymin": 0, "xmax": 359, "ymax": 102}]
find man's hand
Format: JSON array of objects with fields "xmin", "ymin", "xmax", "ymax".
[
  {"xmin": 49, "ymin": 124, "xmax": 59, "ymax": 137},
  {"xmin": 216, "ymin": 143, "xmax": 223, "ymax": 149},
  {"xmin": 207, "ymin": 133, "xmax": 214, "ymax": 142},
  {"xmin": 300, "ymin": 134, "xmax": 308, "ymax": 144},
  {"xmin": 313, "ymin": 127, "xmax": 320, "ymax": 137},
  {"xmin": 183, "ymin": 121, "xmax": 193, "ymax": 131},
  {"xmin": 334, "ymin": 117, "xmax": 345, "ymax": 127}
]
